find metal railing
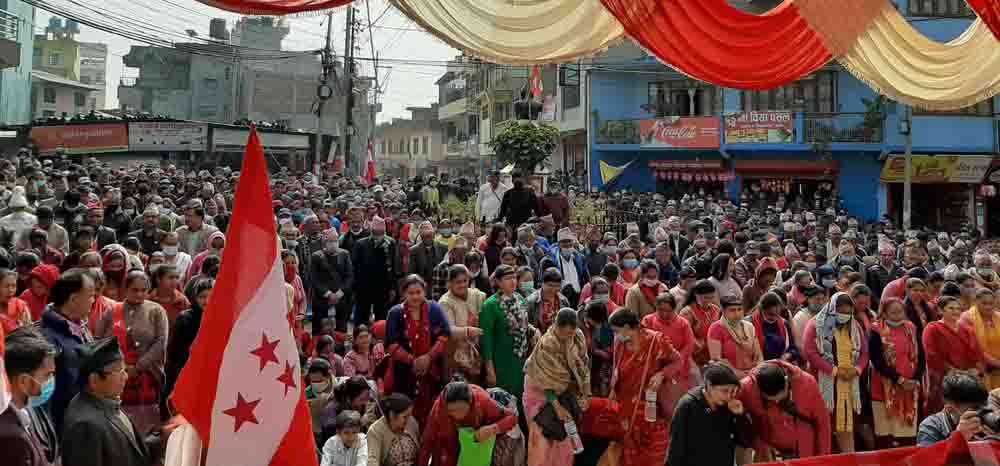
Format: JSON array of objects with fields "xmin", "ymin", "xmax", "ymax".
[
  {"xmin": 595, "ymin": 119, "xmax": 643, "ymax": 145},
  {"xmin": 120, "ymin": 77, "xmax": 138, "ymax": 87},
  {"xmin": 803, "ymin": 112, "xmax": 884, "ymax": 144},
  {"xmin": 0, "ymin": 9, "xmax": 19, "ymax": 42}
]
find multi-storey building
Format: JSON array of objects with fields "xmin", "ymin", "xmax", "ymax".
[{"xmin": 375, "ymin": 105, "xmax": 441, "ymax": 179}]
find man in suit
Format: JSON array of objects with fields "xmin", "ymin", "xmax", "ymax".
[
  {"xmin": 84, "ymin": 204, "xmax": 117, "ymax": 250},
  {"xmin": 664, "ymin": 216, "xmax": 691, "ymax": 270},
  {"xmin": 409, "ymin": 221, "xmax": 447, "ymax": 286},
  {"xmin": 0, "ymin": 328, "xmax": 58, "ymax": 466},
  {"xmin": 351, "ymin": 216, "xmax": 399, "ymax": 326},
  {"xmin": 61, "ymin": 337, "xmax": 152, "ymax": 466},
  {"xmin": 310, "ymin": 229, "xmax": 355, "ymax": 333}
]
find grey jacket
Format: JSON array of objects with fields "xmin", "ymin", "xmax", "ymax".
[{"xmin": 61, "ymin": 392, "xmax": 153, "ymax": 466}]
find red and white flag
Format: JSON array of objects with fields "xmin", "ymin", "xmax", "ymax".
[
  {"xmin": 169, "ymin": 127, "xmax": 317, "ymax": 466},
  {"xmin": 0, "ymin": 326, "xmax": 10, "ymax": 414},
  {"xmin": 365, "ymin": 139, "xmax": 376, "ymax": 187},
  {"xmin": 529, "ymin": 65, "xmax": 543, "ymax": 98}
]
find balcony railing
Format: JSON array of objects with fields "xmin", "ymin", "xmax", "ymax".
[
  {"xmin": 803, "ymin": 112, "xmax": 884, "ymax": 144},
  {"xmin": 120, "ymin": 77, "xmax": 137, "ymax": 87},
  {"xmin": 596, "ymin": 119, "xmax": 643, "ymax": 145},
  {"xmin": 0, "ymin": 9, "xmax": 19, "ymax": 42}
]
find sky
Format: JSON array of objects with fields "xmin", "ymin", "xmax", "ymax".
[{"xmin": 35, "ymin": 0, "xmax": 458, "ymax": 122}]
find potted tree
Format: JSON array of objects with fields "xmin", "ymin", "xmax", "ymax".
[
  {"xmin": 861, "ymin": 95, "xmax": 886, "ymax": 143},
  {"xmin": 489, "ymin": 121, "xmax": 560, "ymax": 179}
]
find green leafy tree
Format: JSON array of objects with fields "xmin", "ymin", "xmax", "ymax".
[{"xmin": 489, "ymin": 122, "xmax": 560, "ymax": 177}]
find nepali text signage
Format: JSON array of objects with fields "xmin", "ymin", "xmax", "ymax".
[
  {"xmin": 129, "ymin": 122, "xmax": 208, "ymax": 151},
  {"xmin": 880, "ymin": 155, "xmax": 993, "ymax": 183},
  {"xmin": 639, "ymin": 117, "xmax": 720, "ymax": 149},
  {"xmin": 212, "ymin": 127, "xmax": 310, "ymax": 153},
  {"xmin": 724, "ymin": 111, "xmax": 794, "ymax": 143},
  {"xmin": 30, "ymin": 124, "xmax": 129, "ymax": 155}
]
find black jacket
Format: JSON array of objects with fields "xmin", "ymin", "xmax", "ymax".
[
  {"xmin": 163, "ymin": 306, "xmax": 203, "ymax": 407},
  {"xmin": 91, "ymin": 224, "xmax": 118, "ymax": 250},
  {"xmin": 409, "ymin": 242, "xmax": 448, "ymax": 285},
  {"xmin": 666, "ymin": 235, "xmax": 691, "ymax": 269},
  {"xmin": 668, "ymin": 387, "xmax": 753, "ymax": 466},
  {"xmin": 498, "ymin": 187, "xmax": 539, "ymax": 227},
  {"xmin": 0, "ymin": 408, "xmax": 52, "ymax": 466},
  {"xmin": 339, "ymin": 229, "xmax": 369, "ymax": 257},
  {"xmin": 309, "ymin": 249, "xmax": 354, "ymax": 314},
  {"xmin": 351, "ymin": 235, "xmax": 400, "ymax": 291},
  {"xmin": 61, "ymin": 392, "xmax": 152, "ymax": 466}
]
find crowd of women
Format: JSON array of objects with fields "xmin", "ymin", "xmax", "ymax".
[{"xmin": 1, "ymin": 157, "xmax": 1000, "ymax": 466}]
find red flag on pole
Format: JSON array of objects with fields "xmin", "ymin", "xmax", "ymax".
[
  {"xmin": 0, "ymin": 325, "xmax": 10, "ymax": 414},
  {"xmin": 365, "ymin": 139, "xmax": 376, "ymax": 187},
  {"xmin": 169, "ymin": 126, "xmax": 318, "ymax": 466},
  {"xmin": 529, "ymin": 65, "xmax": 543, "ymax": 98}
]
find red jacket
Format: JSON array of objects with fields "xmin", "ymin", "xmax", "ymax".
[
  {"xmin": 418, "ymin": 384, "xmax": 518, "ymax": 466},
  {"xmin": 21, "ymin": 264, "xmax": 60, "ymax": 321},
  {"xmin": 739, "ymin": 360, "xmax": 831, "ymax": 459}
]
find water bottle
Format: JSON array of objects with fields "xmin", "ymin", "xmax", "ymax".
[
  {"xmin": 564, "ymin": 420, "xmax": 584, "ymax": 455},
  {"xmin": 645, "ymin": 389, "xmax": 658, "ymax": 423}
]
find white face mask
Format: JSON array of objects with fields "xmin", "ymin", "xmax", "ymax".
[{"xmin": 162, "ymin": 245, "xmax": 179, "ymax": 256}]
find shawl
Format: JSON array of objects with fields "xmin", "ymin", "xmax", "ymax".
[
  {"xmin": 814, "ymin": 292, "xmax": 862, "ymax": 412},
  {"xmin": 524, "ymin": 326, "xmax": 592, "ymax": 410},
  {"xmin": 639, "ymin": 283, "xmax": 660, "ymax": 307},
  {"xmin": 403, "ymin": 301, "xmax": 432, "ymax": 356},
  {"xmin": 751, "ymin": 311, "xmax": 789, "ymax": 356},
  {"xmin": 874, "ymin": 318, "xmax": 918, "ymax": 425},
  {"xmin": 970, "ymin": 308, "xmax": 1000, "ymax": 361},
  {"xmin": 499, "ymin": 293, "xmax": 531, "ymax": 359},
  {"xmin": 723, "ymin": 316, "xmax": 757, "ymax": 355}
]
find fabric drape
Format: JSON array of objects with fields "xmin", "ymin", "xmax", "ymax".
[
  {"xmin": 197, "ymin": 0, "xmax": 352, "ymax": 14},
  {"xmin": 389, "ymin": 0, "xmax": 624, "ymax": 65},
  {"xmin": 968, "ymin": 0, "xmax": 1000, "ymax": 40},
  {"xmin": 838, "ymin": 7, "xmax": 1000, "ymax": 111}
]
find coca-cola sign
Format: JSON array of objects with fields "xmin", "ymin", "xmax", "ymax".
[{"xmin": 639, "ymin": 116, "xmax": 720, "ymax": 149}]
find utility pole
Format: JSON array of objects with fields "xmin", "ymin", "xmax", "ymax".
[
  {"xmin": 343, "ymin": 7, "xmax": 356, "ymax": 176},
  {"xmin": 902, "ymin": 104, "xmax": 913, "ymax": 231},
  {"xmin": 315, "ymin": 11, "xmax": 335, "ymax": 176}
]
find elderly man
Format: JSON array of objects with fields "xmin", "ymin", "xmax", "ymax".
[
  {"xmin": 546, "ymin": 227, "xmax": 590, "ymax": 306},
  {"xmin": 475, "ymin": 171, "xmax": 509, "ymax": 223},
  {"xmin": 732, "ymin": 241, "xmax": 761, "ymax": 289},
  {"xmin": 61, "ymin": 337, "xmax": 152, "ymax": 466},
  {"xmin": 295, "ymin": 214, "xmax": 327, "ymax": 298},
  {"xmin": 338, "ymin": 206, "xmax": 368, "ymax": 253},
  {"xmin": 175, "ymin": 205, "xmax": 219, "ymax": 256},
  {"xmin": 309, "ymin": 229, "xmax": 354, "ymax": 333},
  {"xmin": 128, "ymin": 205, "xmax": 166, "ymax": 256},
  {"xmin": 664, "ymin": 216, "xmax": 690, "ymax": 269},
  {"xmin": 409, "ymin": 221, "xmax": 448, "ymax": 286},
  {"xmin": 867, "ymin": 243, "xmax": 902, "ymax": 300},
  {"xmin": 351, "ymin": 216, "xmax": 399, "ymax": 326},
  {"xmin": 84, "ymin": 203, "xmax": 117, "ymax": 250},
  {"xmin": 431, "ymin": 237, "xmax": 470, "ymax": 300}
]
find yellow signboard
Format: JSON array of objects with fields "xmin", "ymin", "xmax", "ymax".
[{"xmin": 879, "ymin": 155, "xmax": 992, "ymax": 184}]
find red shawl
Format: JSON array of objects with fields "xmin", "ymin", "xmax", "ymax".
[
  {"xmin": 404, "ymin": 301, "xmax": 432, "ymax": 356},
  {"xmin": 751, "ymin": 310, "xmax": 789, "ymax": 356},
  {"xmin": 639, "ymin": 283, "xmax": 664, "ymax": 307}
]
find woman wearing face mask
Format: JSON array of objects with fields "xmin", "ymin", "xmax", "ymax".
[
  {"xmin": 605, "ymin": 310, "xmax": 671, "ymax": 466},
  {"xmin": 816, "ymin": 264, "xmax": 838, "ymax": 298},
  {"xmin": 94, "ymin": 270, "xmax": 168, "ymax": 434},
  {"xmin": 619, "ymin": 250, "xmax": 640, "ymax": 286},
  {"xmin": 187, "ymin": 231, "xmax": 225, "ymax": 284},
  {"xmin": 960, "ymin": 288, "xmax": 1000, "ymax": 390},
  {"xmin": 708, "ymin": 298, "xmax": 763, "ymax": 379},
  {"xmin": 162, "ymin": 277, "xmax": 214, "ymax": 410},
  {"xmin": 516, "ymin": 267, "xmax": 535, "ymax": 297},
  {"xmin": 641, "ymin": 292, "xmax": 699, "ymax": 413},
  {"xmin": 923, "ymin": 295, "xmax": 985, "ymax": 414},
  {"xmin": 708, "ymin": 254, "xmax": 741, "ymax": 307},
  {"xmin": 750, "ymin": 292, "xmax": 799, "ymax": 363},
  {"xmin": 522, "ymin": 308, "xmax": 591, "ymax": 466},
  {"xmin": 148, "ymin": 264, "xmax": 190, "ymax": 329},
  {"xmin": 438, "ymin": 265, "xmax": 486, "ymax": 382},
  {"xmin": 970, "ymin": 253, "xmax": 999, "ymax": 291},
  {"xmin": 526, "ymin": 269, "xmax": 571, "ymax": 334},
  {"xmin": 384, "ymin": 275, "xmax": 451, "ymax": 424},
  {"xmin": 802, "ymin": 292, "xmax": 869, "ymax": 453},
  {"xmin": 903, "ymin": 278, "xmax": 938, "ymax": 338},
  {"xmin": 480, "ymin": 264, "xmax": 536, "ymax": 403},
  {"xmin": 580, "ymin": 277, "xmax": 619, "ymax": 315},
  {"xmin": 367, "ymin": 394, "xmax": 420, "ymax": 466},
  {"xmin": 463, "ymin": 251, "xmax": 491, "ymax": 294},
  {"xmin": 869, "ymin": 298, "xmax": 924, "ymax": 448},
  {"xmin": 679, "ymin": 280, "xmax": 721, "ymax": 369},
  {"xmin": 483, "ymin": 224, "xmax": 509, "ymax": 277},
  {"xmin": 624, "ymin": 260, "xmax": 668, "ymax": 318},
  {"xmin": 581, "ymin": 301, "xmax": 613, "ymax": 397}
]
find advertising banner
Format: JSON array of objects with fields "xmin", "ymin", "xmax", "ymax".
[
  {"xmin": 724, "ymin": 111, "xmax": 794, "ymax": 143},
  {"xmin": 129, "ymin": 122, "xmax": 208, "ymax": 151},
  {"xmin": 30, "ymin": 124, "xmax": 129, "ymax": 155},
  {"xmin": 880, "ymin": 155, "xmax": 993, "ymax": 183},
  {"xmin": 639, "ymin": 116, "xmax": 720, "ymax": 149}
]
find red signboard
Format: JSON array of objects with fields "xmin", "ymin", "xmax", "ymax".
[
  {"xmin": 639, "ymin": 116, "xmax": 720, "ymax": 149},
  {"xmin": 724, "ymin": 111, "xmax": 795, "ymax": 143},
  {"xmin": 30, "ymin": 124, "xmax": 129, "ymax": 155}
]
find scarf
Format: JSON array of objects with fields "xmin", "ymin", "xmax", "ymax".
[
  {"xmin": 639, "ymin": 284, "xmax": 660, "ymax": 307},
  {"xmin": 688, "ymin": 303, "xmax": 720, "ymax": 337},
  {"xmin": 970, "ymin": 307, "xmax": 1000, "ymax": 390},
  {"xmin": 814, "ymin": 292, "xmax": 862, "ymax": 414},
  {"xmin": 751, "ymin": 311, "xmax": 789, "ymax": 356},
  {"xmin": 874, "ymin": 319, "xmax": 918, "ymax": 426},
  {"xmin": 524, "ymin": 326, "xmax": 592, "ymax": 410},
  {"xmin": 723, "ymin": 315, "xmax": 756, "ymax": 355},
  {"xmin": 499, "ymin": 293, "xmax": 531, "ymax": 359}
]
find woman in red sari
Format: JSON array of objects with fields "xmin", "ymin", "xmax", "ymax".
[
  {"xmin": 869, "ymin": 297, "xmax": 924, "ymax": 448},
  {"xmin": 0, "ymin": 269, "xmax": 30, "ymax": 333},
  {"xmin": 640, "ymin": 292, "xmax": 698, "ymax": 399},
  {"xmin": 609, "ymin": 310, "xmax": 677, "ymax": 466},
  {"xmin": 679, "ymin": 280, "xmax": 720, "ymax": 370},
  {"xmin": 922, "ymin": 295, "xmax": 985, "ymax": 414},
  {"xmin": 384, "ymin": 275, "xmax": 451, "ymax": 424}
]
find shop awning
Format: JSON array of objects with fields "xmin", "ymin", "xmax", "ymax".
[
  {"xmin": 880, "ymin": 155, "xmax": 992, "ymax": 184},
  {"xmin": 734, "ymin": 160, "xmax": 839, "ymax": 179},
  {"xmin": 649, "ymin": 160, "xmax": 733, "ymax": 182}
]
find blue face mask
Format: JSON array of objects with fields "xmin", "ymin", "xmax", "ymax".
[
  {"xmin": 29, "ymin": 376, "xmax": 55, "ymax": 408},
  {"xmin": 622, "ymin": 258, "xmax": 639, "ymax": 269},
  {"xmin": 835, "ymin": 313, "xmax": 853, "ymax": 325}
]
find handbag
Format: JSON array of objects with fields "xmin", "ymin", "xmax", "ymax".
[
  {"xmin": 454, "ymin": 338, "xmax": 482, "ymax": 376},
  {"xmin": 578, "ymin": 397, "xmax": 625, "ymax": 440},
  {"xmin": 533, "ymin": 391, "xmax": 582, "ymax": 441}
]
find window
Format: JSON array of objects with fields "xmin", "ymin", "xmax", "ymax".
[
  {"xmin": 560, "ymin": 64, "xmax": 581, "ymax": 110},
  {"xmin": 203, "ymin": 78, "xmax": 219, "ymax": 91},
  {"xmin": 43, "ymin": 87, "xmax": 56, "ymax": 104},
  {"xmin": 74, "ymin": 92, "xmax": 86, "ymax": 107},
  {"xmin": 510, "ymin": 66, "xmax": 529, "ymax": 79},
  {"xmin": 47, "ymin": 53, "xmax": 61, "ymax": 66},
  {"xmin": 647, "ymin": 80, "xmax": 722, "ymax": 116},
  {"xmin": 96, "ymin": 72, "xmax": 105, "ymax": 84},
  {"xmin": 80, "ymin": 76, "xmax": 91, "ymax": 84},
  {"xmin": 399, "ymin": 138, "xmax": 406, "ymax": 154},
  {"xmin": 32, "ymin": 48, "xmax": 41, "ymax": 66},
  {"xmin": 909, "ymin": 0, "xmax": 974, "ymax": 17},
  {"xmin": 413, "ymin": 137, "xmax": 420, "ymax": 155},
  {"xmin": 916, "ymin": 100, "xmax": 994, "ymax": 117},
  {"xmin": 42, "ymin": 110, "xmax": 55, "ymax": 117},
  {"xmin": 422, "ymin": 136, "xmax": 429, "ymax": 155},
  {"xmin": 380, "ymin": 140, "xmax": 386, "ymax": 154},
  {"xmin": 741, "ymin": 71, "xmax": 837, "ymax": 113},
  {"xmin": 89, "ymin": 98, "xmax": 97, "ymax": 110}
]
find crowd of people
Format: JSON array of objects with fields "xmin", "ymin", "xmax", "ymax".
[{"xmin": 1, "ymin": 156, "xmax": 1000, "ymax": 466}]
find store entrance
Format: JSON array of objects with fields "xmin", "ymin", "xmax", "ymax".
[
  {"xmin": 741, "ymin": 178, "xmax": 836, "ymax": 212},
  {"xmin": 888, "ymin": 183, "xmax": 971, "ymax": 232}
]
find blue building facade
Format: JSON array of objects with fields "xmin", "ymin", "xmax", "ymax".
[
  {"xmin": 0, "ymin": 0, "xmax": 35, "ymax": 126},
  {"xmin": 588, "ymin": 1, "xmax": 998, "ymax": 233}
]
